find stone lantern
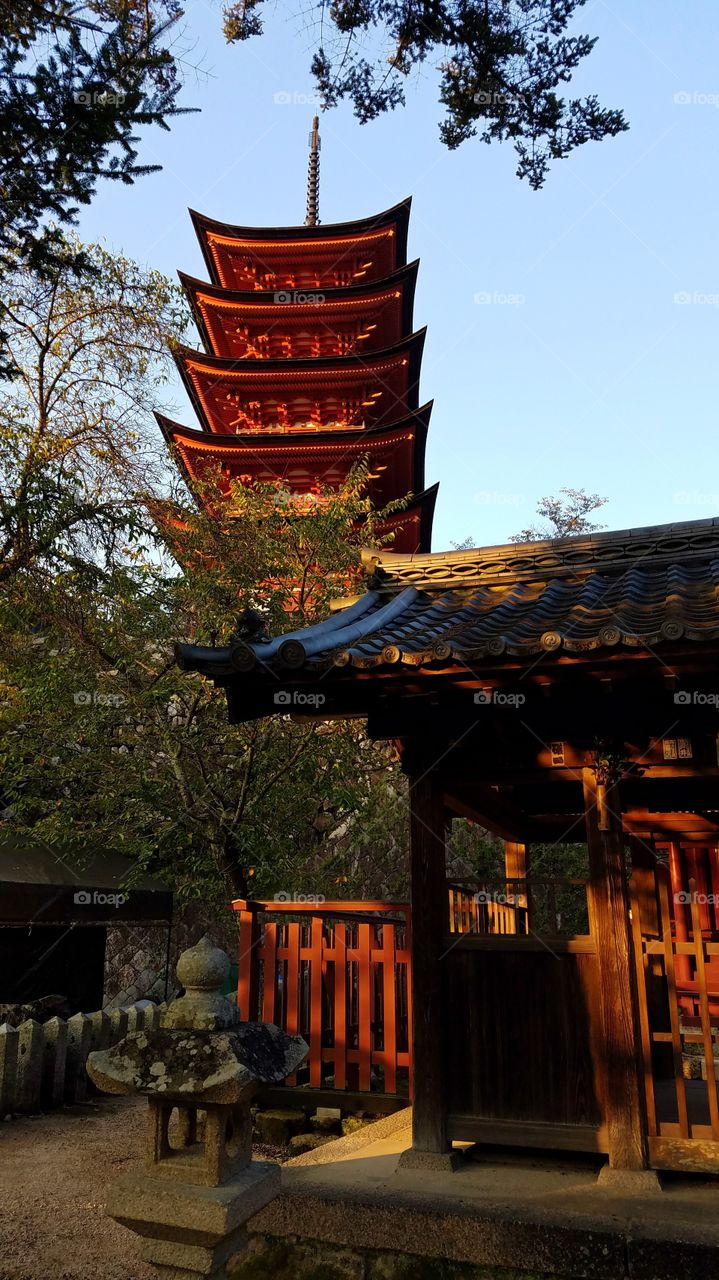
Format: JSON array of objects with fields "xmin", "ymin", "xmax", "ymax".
[{"xmin": 87, "ymin": 935, "xmax": 307, "ymax": 1279}]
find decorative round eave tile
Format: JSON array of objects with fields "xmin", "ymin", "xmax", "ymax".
[
  {"xmin": 230, "ymin": 642, "xmax": 256, "ymax": 672},
  {"xmin": 540, "ymin": 631, "xmax": 562, "ymax": 651},
  {"xmin": 278, "ymin": 638, "xmax": 307, "ymax": 668},
  {"xmin": 598, "ymin": 625, "xmax": 621, "ymax": 647}
]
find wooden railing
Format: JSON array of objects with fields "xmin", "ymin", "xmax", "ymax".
[
  {"xmin": 447, "ymin": 878, "xmax": 589, "ymax": 937},
  {"xmin": 448, "ymin": 881, "xmax": 528, "ymax": 935},
  {"xmin": 233, "ymin": 899, "xmax": 411, "ymax": 1097}
]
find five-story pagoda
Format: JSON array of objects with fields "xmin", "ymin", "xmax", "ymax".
[{"xmin": 157, "ymin": 119, "xmax": 437, "ymax": 554}]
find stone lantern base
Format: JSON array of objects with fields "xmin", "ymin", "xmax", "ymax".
[
  {"xmin": 107, "ymin": 1159, "xmax": 280, "ymax": 1279},
  {"xmin": 87, "ymin": 936, "xmax": 308, "ymax": 1280}
]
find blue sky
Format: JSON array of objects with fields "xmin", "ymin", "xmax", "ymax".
[{"xmin": 76, "ymin": 1, "xmax": 719, "ymax": 550}]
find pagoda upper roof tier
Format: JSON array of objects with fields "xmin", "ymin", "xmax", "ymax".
[
  {"xmin": 174, "ymin": 331, "xmax": 426, "ymax": 436},
  {"xmin": 179, "ymin": 262, "xmax": 419, "ymax": 361},
  {"xmin": 156, "ymin": 405, "xmax": 431, "ymax": 510},
  {"xmin": 189, "ymin": 199, "xmax": 411, "ymax": 291}
]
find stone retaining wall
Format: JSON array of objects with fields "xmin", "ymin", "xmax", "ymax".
[
  {"xmin": 0, "ymin": 1000, "xmax": 167, "ymax": 1116},
  {"xmin": 231, "ymin": 1237, "xmax": 541, "ymax": 1280}
]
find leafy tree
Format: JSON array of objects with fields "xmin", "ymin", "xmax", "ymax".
[
  {"xmin": 224, "ymin": 0, "xmax": 628, "ymax": 188},
  {"xmin": 0, "ymin": 235, "xmax": 186, "ymax": 586},
  {"xmin": 0, "ymin": 465, "xmax": 417, "ymax": 905},
  {"xmin": 0, "ymin": 0, "xmax": 190, "ymax": 280},
  {"xmin": 509, "ymin": 486, "xmax": 607, "ymax": 542}
]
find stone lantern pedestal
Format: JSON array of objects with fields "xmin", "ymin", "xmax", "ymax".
[{"xmin": 87, "ymin": 936, "xmax": 307, "ymax": 1280}]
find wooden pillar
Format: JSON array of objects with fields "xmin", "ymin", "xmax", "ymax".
[
  {"xmin": 407, "ymin": 770, "xmax": 450, "ymax": 1154},
  {"xmin": 583, "ymin": 769, "xmax": 648, "ymax": 1171},
  {"xmin": 628, "ymin": 835, "xmax": 672, "ymax": 1080},
  {"xmin": 504, "ymin": 840, "xmax": 528, "ymax": 919}
]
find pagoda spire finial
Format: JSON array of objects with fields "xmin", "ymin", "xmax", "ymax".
[{"xmin": 305, "ymin": 115, "xmax": 321, "ymax": 227}]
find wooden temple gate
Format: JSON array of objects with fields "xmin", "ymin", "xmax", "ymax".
[{"xmin": 179, "ymin": 517, "xmax": 719, "ymax": 1178}]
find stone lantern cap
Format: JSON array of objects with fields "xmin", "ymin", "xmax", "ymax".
[{"xmin": 87, "ymin": 935, "xmax": 307, "ymax": 1104}]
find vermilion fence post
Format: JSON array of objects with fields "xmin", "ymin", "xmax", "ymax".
[
  {"xmin": 236, "ymin": 904, "xmax": 260, "ymax": 1020},
  {"xmin": 285, "ymin": 921, "xmax": 300, "ymax": 1085},
  {"xmin": 382, "ymin": 922, "xmax": 397, "ymax": 1094},
  {"xmin": 309, "ymin": 915, "xmax": 323, "ymax": 1087},
  {"xmin": 357, "ymin": 922, "xmax": 372, "ymax": 1091},
  {"xmin": 334, "ymin": 922, "xmax": 347, "ymax": 1089},
  {"xmin": 262, "ymin": 922, "xmax": 277, "ymax": 1024}
]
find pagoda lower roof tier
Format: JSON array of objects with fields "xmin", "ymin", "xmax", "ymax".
[
  {"xmin": 156, "ymin": 406, "xmax": 431, "ymax": 510},
  {"xmin": 190, "ymin": 200, "xmax": 411, "ymax": 291},
  {"xmin": 178, "ymin": 263, "xmax": 418, "ymax": 361},
  {"xmin": 376, "ymin": 485, "xmax": 437, "ymax": 555},
  {"xmin": 174, "ymin": 332, "xmax": 426, "ymax": 436}
]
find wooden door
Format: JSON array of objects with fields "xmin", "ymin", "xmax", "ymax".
[{"xmin": 630, "ymin": 860, "xmax": 719, "ymax": 1172}]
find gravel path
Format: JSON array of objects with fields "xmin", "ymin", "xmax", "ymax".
[
  {"xmin": 0, "ymin": 1098, "xmax": 288, "ymax": 1280},
  {"xmin": 0, "ymin": 1097, "xmax": 154, "ymax": 1280}
]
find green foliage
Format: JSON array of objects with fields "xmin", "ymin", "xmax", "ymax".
[
  {"xmin": 223, "ymin": 1, "xmax": 628, "ymax": 188},
  {"xmin": 509, "ymin": 487, "xmax": 608, "ymax": 542},
  {"xmin": 0, "ymin": 0, "xmax": 191, "ymax": 281},
  {"xmin": 0, "ymin": 466, "xmax": 410, "ymax": 904},
  {"xmin": 0, "ymin": 234, "xmax": 187, "ymax": 584}
]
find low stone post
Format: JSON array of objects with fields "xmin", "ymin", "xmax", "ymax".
[
  {"xmin": 65, "ymin": 1012, "xmax": 92, "ymax": 1103},
  {"xmin": 87, "ymin": 935, "xmax": 307, "ymax": 1280},
  {"xmin": 0, "ymin": 1024, "xmax": 19, "ymax": 1115},
  {"xmin": 41, "ymin": 1016, "xmax": 68, "ymax": 1109},
  {"xmin": 16, "ymin": 1019, "xmax": 43, "ymax": 1112}
]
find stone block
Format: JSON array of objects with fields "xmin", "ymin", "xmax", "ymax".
[
  {"xmin": 288, "ymin": 1133, "xmax": 334, "ymax": 1157},
  {"xmin": 88, "ymin": 1010, "xmax": 111, "ymax": 1053},
  {"xmin": 16, "ymin": 1019, "xmax": 44, "ymax": 1112},
  {"xmin": 628, "ymin": 1235, "xmax": 719, "ymax": 1280},
  {"xmin": 0, "ymin": 1023, "xmax": 19, "ymax": 1115},
  {"xmin": 41, "ymin": 1016, "xmax": 67, "ymax": 1108},
  {"xmin": 311, "ymin": 1108, "xmax": 342, "ymax": 1134},
  {"xmin": 595, "ymin": 1166, "xmax": 662, "ymax": 1195},
  {"xmin": 107, "ymin": 1161, "xmax": 280, "ymax": 1246},
  {"xmin": 140, "ymin": 1227, "xmax": 249, "ymax": 1277},
  {"xmin": 125, "ymin": 1005, "xmax": 145, "ymax": 1034},
  {"xmin": 229, "ymin": 1237, "xmax": 364, "ymax": 1280},
  {"xmin": 108, "ymin": 1007, "xmax": 128, "ymax": 1045},
  {"xmin": 341, "ymin": 1116, "xmax": 376, "ymax": 1137},
  {"xmin": 65, "ymin": 1013, "xmax": 92, "ymax": 1103},
  {"xmin": 254, "ymin": 1109, "xmax": 306, "ymax": 1145}
]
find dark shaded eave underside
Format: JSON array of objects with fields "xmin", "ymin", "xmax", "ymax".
[
  {"xmin": 190, "ymin": 198, "xmax": 412, "ymax": 284},
  {"xmin": 155, "ymin": 405, "xmax": 431, "ymax": 496},
  {"xmin": 173, "ymin": 330, "xmax": 427, "ymax": 436},
  {"xmin": 180, "ymin": 261, "xmax": 419, "ymax": 357},
  {"xmin": 173, "ymin": 327, "xmax": 427, "ymax": 378}
]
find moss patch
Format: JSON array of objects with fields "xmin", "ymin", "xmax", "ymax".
[{"xmin": 230, "ymin": 1235, "xmax": 548, "ymax": 1280}]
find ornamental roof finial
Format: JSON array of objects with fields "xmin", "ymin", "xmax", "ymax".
[{"xmin": 305, "ymin": 115, "xmax": 321, "ymax": 227}]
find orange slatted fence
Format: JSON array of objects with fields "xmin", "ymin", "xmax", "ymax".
[
  {"xmin": 233, "ymin": 899, "xmax": 411, "ymax": 1099},
  {"xmin": 631, "ymin": 866, "xmax": 719, "ymax": 1159}
]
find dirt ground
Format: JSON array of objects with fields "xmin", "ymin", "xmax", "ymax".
[{"xmin": 0, "ymin": 1097, "xmax": 285, "ymax": 1280}]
